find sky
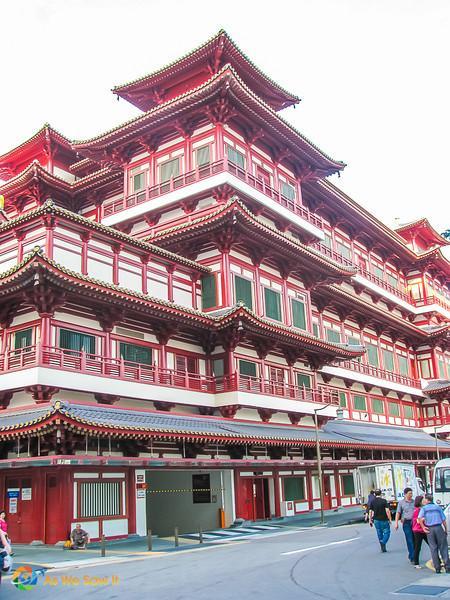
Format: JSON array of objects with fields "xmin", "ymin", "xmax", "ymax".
[{"xmin": 1, "ymin": 0, "xmax": 449, "ymax": 241}]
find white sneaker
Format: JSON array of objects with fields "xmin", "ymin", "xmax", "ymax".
[{"xmin": 415, "ymin": 565, "xmax": 422, "ymax": 569}]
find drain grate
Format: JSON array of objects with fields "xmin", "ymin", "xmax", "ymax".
[{"xmin": 395, "ymin": 584, "xmax": 450, "ymax": 596}]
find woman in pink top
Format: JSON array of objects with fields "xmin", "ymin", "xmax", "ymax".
[
  {"xmin": 413, "ymin": 496, "xmax": 429, "ymax": 568},
  {"xmin": 0, "ymin": 512, "xmax": 7, "ymax": 535}
]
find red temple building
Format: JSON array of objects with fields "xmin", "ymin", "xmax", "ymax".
[{"xmin": 0, "ymin": 30, "xmax": 449, "ymax": 544}]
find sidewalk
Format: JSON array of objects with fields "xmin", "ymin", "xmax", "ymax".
[{"xmin": 8, "ymin": 506, "xmax": 364, "ymax": 571}]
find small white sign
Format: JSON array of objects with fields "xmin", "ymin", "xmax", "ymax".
[
  {"xmin": 22, "ymin": 488, "xmax": 32, "ymax": 501},
  {"xmin": 136, "ymin": 489, "xmax": 146, "ymax": 499},
  {"xmin": 9, "ymin": 498, "xmax": 17, "ymax": 514}
]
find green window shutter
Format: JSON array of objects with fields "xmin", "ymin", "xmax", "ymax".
[
  {"xmin": 353, "ymin": 395, "xmax": 367, "ymax": 411},
  {"xmin": 403, "ymin": 404, "xmax": 414, "ymax": 419},
  {"xmin": 373, "ymin": 266, "xmax": 384, "ymax": 280},
  {"xmin": 226, "ymin": 146, "xmax": 245, "ymax": 169},
  {"xmin": 372, "ymin": 398, "xmax": 384, "ymax": 414},
  {"xmin": 234, "ymin": 276, "xmax": 253, "ymax": 310},
  {"xmin": 347, "ymin": 336, "xmax": 360, "ymax": 346},
  {"xmin": 296, "ymin": 373, "xmax": 311, "ymax": 389},
  {"xmin": 283, "ymin": 477, "xmax": 305, "ymax": 501},
  {"xmin": 15, "ymin": 328, "xmax": 32, "ymax": 349},
  {"xmin": 264, "ymin": 287, "xmax": 282, "ymax": 321},
  {"xmin": 292, "ymin": 299, "xmax": 306, "ymax": 330},
  {"xmin": 313, "ymin": 323, "xmax": 319, "ymax": 337},
  {"xmin": 336, "ymin": 243, "xmax": 351, "ymax": 260},
  {"xmin": 239, "ymin": 360, "xmax": 257, "ymax": 377},
  {"xmin": 339, "ymin": 392, "xmax": 347, "ymax": 408},
  {"xmin": 196, "ymin": 146, "xmax": 210, "ymax": 166},
  {"xmin": 201, "ymin": 275, "xmax": 217, "ymax": 309},
  {"xmin": 160, "ymin": 158, "xmax": 180, "ymax": 182},
  {"xmin": 387, "ymin": 274, "xmax": 398, "ymax": 289},
  {"xmin": 323, "ymin": 234, "xmax": 333, "ymax": 249},
  {"xmin": 341, "ymin": 475, "xmax": 355, "ymax": 496},
  {"xmin": 212, "ymin": 359, "xmax": 224, "ymax": 377},
  {"xmin": 326, "ymin": 329, "xmax": 341, "ymax": 343},
  {"xmin": 280, "ymin": 181, "xmax": 296, "ymax": 201},
  {"xmin": 438, "ymin": 359, "xmax": 446, "ymax": 379},
  {"xmin": 398, "ymin": 356, "xmax": 409, "ymax": 376},
  {"xmin": 382, "ymin": 350, "xmax": 394, "ymax": 372},
  {"xmin": 367, "ymin": 344, "xmax": 379, "ymax": 367},
  {"xmin": 119, "ymin": 342, "xmax": 152, "ymax": 365},
  {"xmin": 133, "ymin": 172, "xmax": 145, "ymax": 192},
  {"xmin": 388, "ymin": 402, "xmax": 400, "ymax": 417},
  {"xmin": 60, "ymin": 329, "xmax": 95, "ymax": 354}
]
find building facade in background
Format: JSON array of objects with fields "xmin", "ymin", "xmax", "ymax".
[{"xmin": 0, "ymin": 30, "xmax": 449, "ymax": 544}]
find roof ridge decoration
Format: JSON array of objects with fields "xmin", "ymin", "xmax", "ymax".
[
  {"xmin": 0, "ymin": 200, "xmax": 208, "ymax": 273},
  {"xmin": 148, "ymin": 195, "xmax": 357, "ymax": 276},
  {"xmin": 111, "ymin": 29, "xmax": 300, "ymax": 112}
]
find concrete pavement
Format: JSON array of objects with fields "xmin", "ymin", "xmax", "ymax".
[
  {"xmin": 6, "ymin": 506, "xmax": 364, "ymax": 571},
  {"xmin": 3, "ymin": 521, "xmax": 450, "ymax": 599}
]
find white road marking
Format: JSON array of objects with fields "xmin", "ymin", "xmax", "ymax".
[{"xmin": 281, "ymin": 536, "xmax": 359, "ymax": 556}]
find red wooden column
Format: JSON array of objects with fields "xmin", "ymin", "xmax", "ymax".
[
  {"xmin": 166, "ymin": 265, "xmax": 175, "ymax": 303},
  {"xmin": 190, "ymin": 273, "xmax": 199, "ymax": 310},
  {"xmin": 282, "ymin": 275, "xmax": 291, "ymax": 326},
  {"xmin": 221, "ymin": 250, "xmax": 231, "ymax": 307},
  {"xmin": 306, "ymin": 469, "xmax": 314, "ymax": 510},
  {"xmin": 141, "ymin": 255, "xmax": 149, "ymax": 295},
  {"xmin": 81, "ymin": 232, "xmax": 91, "ymax": 275},
  {"xmin": 43, "ymin": 215, "xmax": 55, "ymax": 260},
  {"xmin": 112, "ymin": 244, "xmax": 122, "ymax": 286},
  {"xmin": 15, "ymin": 230, "xmax": 25, "ymax": 262},
  {"xmin": 273, "ymin": 470, "xmax": 281, "ymax": 517},
  {"xmin": 334, "ymin": 470, "xmax": 342, "ymax": 508}
]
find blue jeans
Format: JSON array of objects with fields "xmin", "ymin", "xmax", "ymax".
[
  {"xmin": 402, "ymin": 519, "xmax": 415, "ymax": 561},
  {"xmin": 374, "ymin": 520, "xmax": 391, "ymax": 545}
]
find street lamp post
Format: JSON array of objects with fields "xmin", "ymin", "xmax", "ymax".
[{"xmin": 314, "ymin": 405, "xmax": 344, "ymax": 526}]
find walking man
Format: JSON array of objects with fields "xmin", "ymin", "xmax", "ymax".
[
  {"xmin": 418, "ymin": 494, "xmax": 450, "ymax": 574},
  {"xmin": 369, "ymin": 489, "xmax": 392, "ymax": 552},
  {"xmin": 395, "ymin": 487, "xmax": 415, "ymax": 563}
]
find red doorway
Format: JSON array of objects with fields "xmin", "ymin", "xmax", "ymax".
[
  {"xmin": 322, "ymin": 476, "xmax": 332, "ymax": 510},
  {"xmin": 237, "ymin": 477, "xmax": 271, "ymax": 521},
  {"xmin": 5, "ymin": 476, "xmax": 38, "ymax": 543}
]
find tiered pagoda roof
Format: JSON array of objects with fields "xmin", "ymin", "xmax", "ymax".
[
  {"xmin": 0, "ymin": 248, "xmax": 365, "ymax": 365},
  {"xmin": 148, "ymin": 197, "xmax": 357, "ymax": 285},
  {"xmin": 74, "ymin": 65, "xmax": 345, "ymax": 179},
  {"xmin": 112, "ymin": 29, "xmax": 300, "ymax": 112},
  {"xmin": 0, "ymin": 124, "xmax": 76, "ymax": 180},
  {"xmin": 396, "ymin": 218, "xmax": 449, "ymax": 250}
]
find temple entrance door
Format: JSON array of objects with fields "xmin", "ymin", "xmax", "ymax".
[
  {"xmin": 254, "ymin": 478, "xmax": 271, "ymax": 520},
  {"xmin": 5, "ymin": 476, "xmax": 37, "ymax": 543},
  {"xmin": 238, "ymin": 478, "xmax": 255, "ymax": 521},
  {"xmin": 322, "ymin": 476, "xmax": 332, "ymax": 510},
  {"xmin": 45, "ymin": 474, "xmax": 64, "ymax": 544}
]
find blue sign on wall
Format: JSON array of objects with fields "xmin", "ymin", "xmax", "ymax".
[{"xmin": 7, "ymin": 490, "xmax": 19, "ymax": 498}]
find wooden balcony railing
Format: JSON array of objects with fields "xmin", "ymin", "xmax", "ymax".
[
  {"xmin": 102, "ymin": 158, "xmax": 323, "ymax": 230},
  {"xmin": 312, "ymin": 244, "xmax": 411, "ymax": 303},
  {"xmin": 419, "ymin": 415, "xmax": 450, "ymax": 428},
  {"xmin": 413, "ymin": 294, "xmax": 450, "ymax": 313},
  {"xmin": 217, "ymin": 373, "xmax": 339, "ymax": 405},
  {"xmin": 0, "ymin": 345, "xmax": 337, "ymax": 406},
  {"xmin": 338, "ymin": 359, "xmax": 422, "ymax": 389}
]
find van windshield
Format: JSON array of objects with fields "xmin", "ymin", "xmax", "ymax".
[{"xmin": 435, "ymin": 468, "xmax": 450, "ymax": 492}]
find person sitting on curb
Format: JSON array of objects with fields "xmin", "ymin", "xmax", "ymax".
[{"xmin": 70, "ymin": 524, "xmax": 89, "ymax": 550}]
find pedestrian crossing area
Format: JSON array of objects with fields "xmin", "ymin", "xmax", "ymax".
[{"xmin": 180, "ymin": 524, "xmax": 283, "ymax": 541}]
